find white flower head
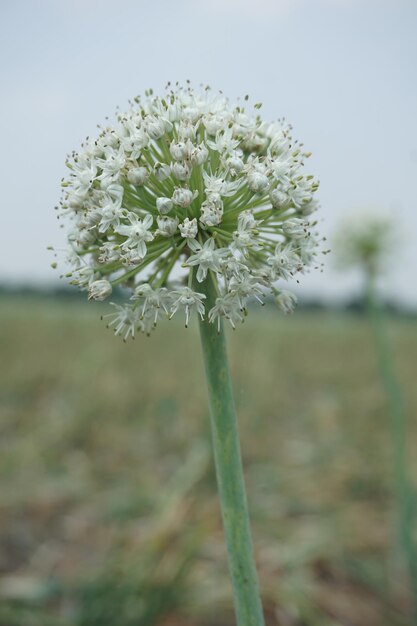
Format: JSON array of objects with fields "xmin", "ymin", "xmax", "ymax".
[
  {"xmin": 333, "ymin": 213, "xmax": 395, "ymax": 278},
  {"xmin": 56, "ymin": 84, "xmax": 322, "ymax": 338}
]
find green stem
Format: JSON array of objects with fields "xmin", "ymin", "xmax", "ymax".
[
  {"xmin": 365, "ymin": 277, "xmax": 417, "ymax": 622},
  {"xmin": 195, "ymin": 274, "xmax": 265, "ymax": 626}
]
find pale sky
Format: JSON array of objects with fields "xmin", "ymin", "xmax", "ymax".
[{"xmin": 1, "ymin": 0, "xmax": 416, "ymax": 304}]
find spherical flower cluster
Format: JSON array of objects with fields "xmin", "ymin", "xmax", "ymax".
[
  {"xmin": 55, "ymin": 84, "xmax": 323, "ymax": 339},
  {"xmin": 334, "ymin": 213, "xmax": 395, "ymax": 278}
]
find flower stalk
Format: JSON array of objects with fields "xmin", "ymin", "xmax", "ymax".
[
  {"xmin": 366, "ymin": 277, "xmax": 417, "ymax": 622},
  {"xmin": 196, "ymin": 273, "xmax": 265, "ymax": 626}
]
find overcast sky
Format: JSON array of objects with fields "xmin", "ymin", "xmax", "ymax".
[{"xmin": 1, "ymin": 0, "xmax": 416, "ymax": 304}]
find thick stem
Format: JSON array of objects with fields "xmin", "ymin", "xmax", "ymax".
[
  {"xmin": 196, "ymin": 274, "xmax": 265, "ymax": 626},
  {"xmin": 366, "ymin": 277, "xmax": 417, "ymax": 622}
]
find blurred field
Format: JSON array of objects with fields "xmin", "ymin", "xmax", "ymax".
[{"xmin": 0, "ymin": 295, "xmax": 416, "ymax": 626}]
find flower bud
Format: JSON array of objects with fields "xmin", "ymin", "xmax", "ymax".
[
  {"xmin": 227, "ymin": 155, "xmax": 244, "ymax": 176},
  {"xmin": 172, "ymin": 188, "xmax": 197, "ymax": 208},
  {"xmin": 156, "ymin": 197, "xmax": 174, "ymax": 215},
  {"xmin": 282, "ymin": 218, "xmax": 307, "ymax": 239},
  {"xmin": 146, "ymin": 117, "xmax": 169, "ymax": 140},
  {"xmin": 156, "ymin": 215, "xmax": 179, "ymax": 237},
  {"xmin": 200, "ymin": 205, "xmax": 223, "ymax": 227},
  {"xmin": 154, "ymin": 162, "xmax": 171, "ymax": 182},
  {"xmin": 238, "ymin": 210, "xmax": 258, "ymax": 231},
  {"xmin": 167, "ymin": 100, "xmax": 180, "ymax": 122},
  {"xmin": 106, "ymin": 183, "xmax": 124, "ymax": 202},
  {"xmin": 88, "ymin": 279, "xmax": 113, "ymax": 301},
  {"xmin": 297, "ymin": 198, "xmax": 319, "ymax": 217},
  {"xmin": 179, "ymin": 217, "xmax": 198, "ymax": 239},
  {"xmin": 247, "ymin": 172, "xmax": 269, "ymax": 194},
  {"xmin": 242, "ymin": 132, "xmax": 268, "ymax": 153},
  {"xmin": 206, "ymin": 192, "xmax": 223, "ymax": 210},
  {"xmin": 182, "ymin": 106, "xmax": 200, "ymax": 123},
  {"xmin": 270, "ymin": 188, "xmax": 289, "ymax": 209},
  {"xmin": 203, "ymin": 114, "xmax": 225, "ymax": 136},
  {"xmin": 127, "ymin": 167, "xmax": 149, "ymax": 186},
  {"xmin": 191, "ymin": 143, "xmax": 209, "ymax": 166},
  {"xmin": 170, "ymin": 141, "xmax": 190, "ymax": 161},
  {"xmin": 171, "ymin": 161, "xmax": 191, "ymax": 181},
  {"xmin": 200, "ymin": 197, "xmax": 224, "ymax": 227},
  {"xmin": 178, "ymin": 122, "xmax": 197, "ymax": 140}
]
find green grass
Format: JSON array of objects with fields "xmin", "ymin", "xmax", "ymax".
[{"xmin": 0, "ymin": 296, "xmax": 416, "ymax": 625}]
